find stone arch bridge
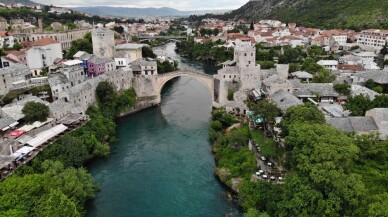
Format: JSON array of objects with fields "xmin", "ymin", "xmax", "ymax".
[{"xmin": 134, "ymin": 70, "xmax": 216, "ymax": 105}]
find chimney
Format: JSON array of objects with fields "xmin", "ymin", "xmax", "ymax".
[{"xmin": 38, "ymin": 17, "xmax": 43, "ymax": 32}]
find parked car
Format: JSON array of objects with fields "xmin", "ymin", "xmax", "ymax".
[{"xmin": 260, "ymin": 156, "xmax": 266, "ymax": 161}]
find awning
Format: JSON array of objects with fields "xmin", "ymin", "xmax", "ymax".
[
  {"xmin": 9, "ymin": 122, "xmax": 19, "ymax": 128},
  {"xmin": 1, "ymin": 126, "xmax": 10, "ymax": 131},
  {"xmin": 26, "ymin": 124, "xmax": 68, "ymax": 147},
  {"xmin": 15, "ymin": 146, "xmax": 35, "ymax": 154}
]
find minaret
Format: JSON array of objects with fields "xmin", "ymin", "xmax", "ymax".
[{"xmin": 38, "ymin": 17, "xmax": 43, "ymax": 32}]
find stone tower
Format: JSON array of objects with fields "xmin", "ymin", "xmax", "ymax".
[
  {"xmin": 92, "ymin": 27, "xmax": 115, "ymax": 58},
  {"xmin": 234, "ymin": 45, "xmax": 256, "ymax": 68},
  {"xmin": 235, "ymin": 45, "xmax": 262, "ymax": 90}
]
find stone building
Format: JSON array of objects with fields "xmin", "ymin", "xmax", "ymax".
[
  {"xmin": 52, "ymin": 68, "xmax": 133, "ymax": 113},
  {"xmin": 48, "ymin": 65, "xmax": 87, "ymax": 100},
  {"xmin": 130, "ymin": 59, "xmax": 157, "ymax": 76},
  {"xmin": 49, "ymin": 99, "xmax": 72, "ymax": 121},
  {"xmin": 0, "ymin": 64, "xmax": 32, "ymax": 97},
  {"xmin": 115, "ymin": 43, "xmax": 143, "ymax": 63},
  {"xmin": 14, "ymin": 28, "xmax": 91, "ymax": 50},
  {"xmin": 235, "ymin": 45, "xmax": 262, "ymax": 90},
  {"xmin": 92, "ymin": 28, "xmax": 115, "ymax": 58},
  {"xmin": 261, "ymin": 74, "xmax": 293, "ymax": 97},
  {"xmin": 87, "ymin": 55, "xmax": 116, "ymax": 78}
]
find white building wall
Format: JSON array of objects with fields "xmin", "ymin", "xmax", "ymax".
[{"xmin": 26, "ymin": 43, "xmax": 63, "ymax": 75}]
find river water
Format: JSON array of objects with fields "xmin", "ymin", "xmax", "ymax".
[{"xmin": 87, "ymin": 43, "xmax": 241, "ymax": 217}]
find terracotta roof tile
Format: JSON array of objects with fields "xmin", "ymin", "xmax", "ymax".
[{"xmin": 30, "ymin": 38, "xmax": 58, "ymax": 47}]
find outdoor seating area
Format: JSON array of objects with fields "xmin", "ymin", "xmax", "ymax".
[{"xmin": 0, "ymin": 124, "xmax": 69, "ymax": 180}]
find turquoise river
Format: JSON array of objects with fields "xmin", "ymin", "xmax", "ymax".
[{"xmin": 87, "ymin": 43, "xmax": 241, "ymax": 217}]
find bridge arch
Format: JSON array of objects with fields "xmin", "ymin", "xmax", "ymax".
[{"xmin": 156, "ymin": 71, "xmax": 214, "ymax": 102}]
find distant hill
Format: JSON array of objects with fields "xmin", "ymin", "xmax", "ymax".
[
  {"xmin": 0, "ymin": 0, "xmax": 39, "ymax": 5},
  {"xmin": 72, "ymin": 6, "xmax": 229, "ymax": 17},
  {"xmin": 218, "ymin": 0, "xmax": 388, "ymax": 30}
]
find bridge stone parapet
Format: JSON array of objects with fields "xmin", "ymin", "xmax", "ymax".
[{"xmin": 133, "ymin": 70, "xmax": 216, "ymax": 106}]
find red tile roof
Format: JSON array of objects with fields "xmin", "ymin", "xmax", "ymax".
[
  {"xmin": 4, "ymin": 50, "xmax": 26, "ymax": 56},
  {"xmin": 30, "ymin": 38, "xmax": 58, "ymax": 47}
]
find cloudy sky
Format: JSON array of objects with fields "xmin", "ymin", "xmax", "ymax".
[{"xmin": 33, "ymin": 0, "xmax": 248, "ymax": 10}]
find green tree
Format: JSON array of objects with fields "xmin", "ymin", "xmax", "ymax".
[
  {"xmin": 66, "ymin": 22, "xmax": 77, "ymax": 30},
  {"xmin": 257, "ymin": 61, "xmax": 275, "ymax": 69},
  {"xmin": 240, "ymin": 180, "xmax": 279, "ymax": 213},
  {"xmin": 344, "ymin": 94, "xmax": 372, "ymax": 116},
  {"xmin": 113, "ymin": 26, "xmax": 124, "ymax": 34},
  {"xmin": 278, "ymin": 46, "xmax": 305, "ymax": 64},
  {"xmin": 334, "ymin": 83, "xmax": 351, "ymax": 95},
  {"xmin": 248, "ymin": 100, "xmax": 281, "ymax": 123},
  {"xmin": 66, "ymin": 38, "xmax": 92, "ymax": 59},
  {"xmin": 380, "ymin": 42, "xmax": 388, "ymax": 56},
  {"xmin": 116, "ymin": 89, "xmax": 137, "ymax": 113},
  {"xmin": 369, "ymin": 193, "xmax": 388, "ymax": 217},
  {"xmin": 288, "ymin": 63, "xmax": 300, "ymax": 73},
  {"xmin": 365, "ymin": 79, "xmax": 377, "ymax": 90},
  {"xmin": 96, "ymin": 81, "xmax": 118, "ymax": 118},
  {"xmin": 227, "ymin": 89, "xmax": 234, "ymax": 101},
  {"xmin": 373, "ymin": 86, "xmax": 383, "ymax": 93},
  {"xmin": 301, "ymin": 57, "xmax": 324, "ymax": 74},
  {"xmin": 210, "ymin": 120, "xmax": 223, "ymax": 131},
  {"xmin": 279, "ymin": 104, "xmax": 325, "ymax": 136},
  {"xmin": 213, "ymin": 28, "xmax": 219, "ymax": 36},
  {"xmin": 280, "ymin": 123, "xmax": 365, "ymax": 216},
  {"xmin": 312, "ymin": 68, "xmax": 336, "ymax": 83},
  {"xmin": 22, "ymin": 102, "xmax": 49, "ymax": 123},
  {"xmin": 142, "ymin": 46, "xmax": 156, "ymax": 58},
  {"xmin": 34, "ymin": 189, "xmax": 80, "ymax": 217},
  {"xmin": 228, "ymin": 126, "xmax": 251, "ymax": 148},
  {"xmin": 307, "ymin": 45, "xmax": 326, "ymax": 58},
  {"xmin": 199, "ymin": 28, "xmax": 206, "ymax": 36},
  {"xmin": 42, "ymin": 135, "xmax": 90, "ymax": 167}
]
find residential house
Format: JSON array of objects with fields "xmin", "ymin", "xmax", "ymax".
[
  {"xmin": 353, "ymin": 52, "xmax": 379, "ymax": 69},
  {"xmin": 290, "ymin": 71, "xmax": 313, "ymax": 83},
  {"xmin": 326, "ymin": 108, "xmax": 388, "ymax": 140},
  {"xmin": 317, "ymin": 60, "xmax": 338, "ymax": 71},
  {"xmin": 0, "ymin": 31, "xmax": 14, "ymax": 49},
  {"xmin": 326, "ymin": 116, "xmax": 379, "ymax": 135},
  {"xmin": 350, "ymin": 84, "xmax": 380, "ymax": 100},
  {"xmin": 130, "ymin": 59, "xmax": 157, "ymax": 76},
  {"xmin": 293, "ymin": 83, "xmax": 339, "ymax": 102},
  {"xmin": 1, "ymin": 50, "xmax": 27, "ymax": 68},
  {"xmin": 277, "ymin": 36, "xmax": 303, "ymax": 48},
  {"xmin": 270, "ymin": 90, "xmax": 303, "ymax": 113},
  {"xmin": 49, "ymin": 99, "xmax": 72, "ymax": 121},
  {"xmin": 352, "ymin": 68, "xmax": 388, "ymax": 90},
  {"xmin": 115, "ymin": 43, "xmax": 148, "ymax": 64},
  {"xmin": 357, "ymin": 29, "xmax": 388, "ymax": 51},
  {"xmin": 261, "ymin": 74, "xmax": 293, "ymax": 97},
  {"xmin": 87, "ymin": 55, "xmax": 116, "ymax": 78},
  {"xmin": 26, "ymin": 38, "xmax": 63, "ymax": 76},
  {"xmin": 365, "ymin": 108, "xmax": 388, "ymax": 140}
]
